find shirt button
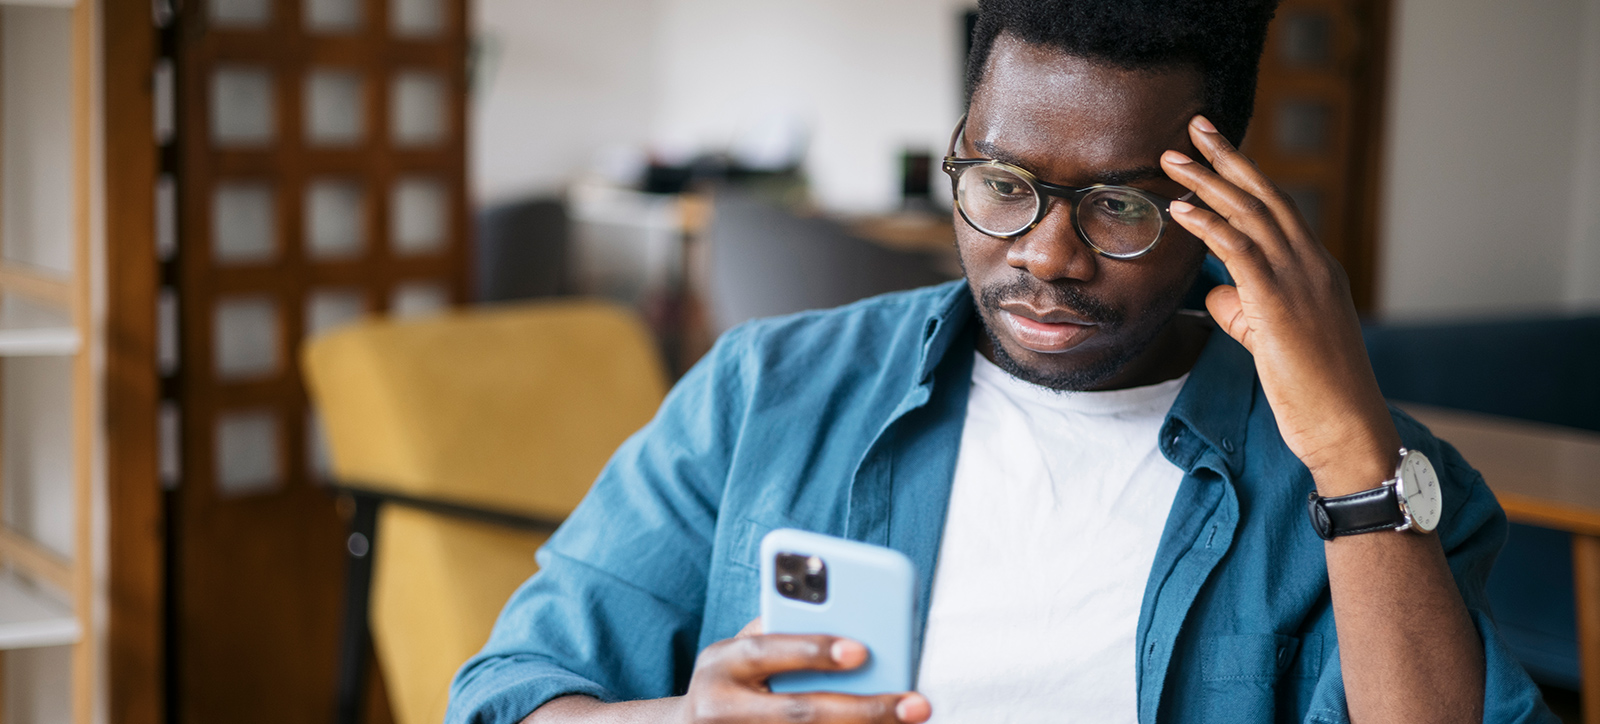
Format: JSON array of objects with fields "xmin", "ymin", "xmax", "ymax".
[
  {"xmin": 1277, "ymin": 646, "xmax": 1291, "ymax": 668},
  {"xmin": 1222, "ymin": 438, "xmax": 1235, "ymax": 453}
]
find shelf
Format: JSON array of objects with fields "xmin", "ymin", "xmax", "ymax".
[
  {"xmin": 0, "ymin": 574, "xmax": 79, "ymax": 650},
  {"xmin": 0, "ymin": 263, "xmax": 73, "ymax": 309},
  {"xmin": 0, "ymin": 326, "xmax": 81, "ymax": 356},
  {"xmin": 0, "ymin": 0, "xmax": 77, "ymax": 8},
  {"xmin": 0, "ymin": 525, "xmax": 73, "ymax": 591}
]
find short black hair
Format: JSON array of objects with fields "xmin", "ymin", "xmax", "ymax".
[{"xmin": 966, "ymin": 0, "xmax": 1280, "ymax": 146}]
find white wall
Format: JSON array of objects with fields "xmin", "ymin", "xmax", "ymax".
[
  {"xmin": 1566, "ymin": 0, "xmax": 1600, "ymax": 308},
  {"xmin": 650, "ymin": 0, "xmax": 971, "ymax": 214},
  {"xmin": 469, "ymin": 0, "xmax": 660, "ymax": 206},
  {"xmin": 471, "ymin": 0, "xmax": 974, "ymax": 213},
  {"xmin": 1378, "ymin": 0, "xmax": 1600, "ymax": 319}
]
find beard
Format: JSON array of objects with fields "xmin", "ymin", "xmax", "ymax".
[{"xmin": 969, "ymin": 273, "xmax": 1184, "ymax": 392}]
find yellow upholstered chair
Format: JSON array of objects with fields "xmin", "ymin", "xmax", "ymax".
[{"xmin": 302, "ymin": 300, "xmax": 668, "ymax": 724}]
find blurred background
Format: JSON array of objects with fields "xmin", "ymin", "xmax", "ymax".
[{"xmin": 0, "ymin": 0, "xmax": 1597, "ymax": 723}]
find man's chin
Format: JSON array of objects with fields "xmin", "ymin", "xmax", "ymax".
[{"xmin": 983, "ymin": 324, "xmax": 1132, "ymax": 392}]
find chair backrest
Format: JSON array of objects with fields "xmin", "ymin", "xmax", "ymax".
[
  {"xmin": 705, "ymin": 187, "xmax": 951, "ymax": 334},
  {"xmin": 302, "ymin": 300, "xmax": 668, "ymax": 724},
  {"xmin": 475, "ymin": 197, "xmax": 570, "ymax": 303},
  {"xmin": 302, "ymin": 299, "xmax": 668, "ymax": 519}
]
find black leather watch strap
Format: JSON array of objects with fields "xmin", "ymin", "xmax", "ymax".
[{"xmin": 1307, "ymin": 485, "xmax": 1406, "ymax": 541}]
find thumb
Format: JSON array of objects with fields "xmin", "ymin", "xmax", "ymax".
[
  {"xmin": 1205, "ymin": 285, "xmax": 1253, "ymax": 352},
  {"xmin": 736, "ymin": 618, "xmax": 763, "ymax": 639}
]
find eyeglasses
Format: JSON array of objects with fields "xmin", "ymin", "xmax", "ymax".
[{"xmin": 941, "ymin": 115, "xmax": 1195, "ymax": 260}]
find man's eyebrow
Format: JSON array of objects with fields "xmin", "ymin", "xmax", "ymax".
[
  {"xmin": 970, "ymin": 137, "xmax": 1170, "ymax": 187},
  {"xmin": 1092, "ymin": 166, "xmax": 1168, "ymax": 186}
]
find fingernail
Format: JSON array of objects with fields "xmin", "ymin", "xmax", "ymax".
[
  {"xmin": 1162, "ymin": 150, "xmax": 1192, "ymax": 165},
  {"xmin": 1170, "ymin": 200, "xmax": 1195, "ymax": 214},
  {"xmin": 1191, "ymin": 115, "xmax": 1218, "ymax": 133},
  {"xmin": 895, "ymin": 694, "xmax": 930, "ymax": 723},
  {"xmin": 831, "ymin": 639, "xmax": 865, "ymax": 665}
]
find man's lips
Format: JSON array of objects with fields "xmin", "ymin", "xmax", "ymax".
[{"xmin": 997, "ymin": 304, "xmax": 1100, "ymax": 353}]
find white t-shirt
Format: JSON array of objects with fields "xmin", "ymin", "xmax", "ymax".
[{"xmin": 916, "ymin": 352, "xmax": 1188, "ymax": 723}]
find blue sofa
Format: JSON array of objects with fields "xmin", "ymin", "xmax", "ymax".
[{"xmin": 1364, "ymin": 315, "xmax": 1600, "ymax": 691}]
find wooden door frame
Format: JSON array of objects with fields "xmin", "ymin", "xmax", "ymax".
[
  {"xmin": 104, "ymin": 0, "xmax": 164, "ymax": 722},
  {"xmin": 1250, "ymin": 0, "xmax": 1394, "ymax": 315},
  {"xmin": 1346, "ymin": 0, "xmax": 1394, "ymax": 315}
]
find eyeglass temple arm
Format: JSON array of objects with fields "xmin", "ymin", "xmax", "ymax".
[{"xmin": 946, "ymin": 113, "xmax": 968, "ymax": 158}]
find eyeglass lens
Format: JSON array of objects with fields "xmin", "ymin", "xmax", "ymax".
[{"xmin": 955, "ymin": 164, "xmax": 1163, "ymax": 256}]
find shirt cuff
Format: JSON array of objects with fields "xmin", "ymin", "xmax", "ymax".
[
  {"xmin": 446, "ymin": 656, "xmax": 615, "ymax": 724},
  {"xmin": 1474, "ymin": 609, "xmax": 1564, "ymax": 724}
]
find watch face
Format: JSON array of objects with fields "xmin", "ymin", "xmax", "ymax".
[{"xmin": 1397, "ymin": 451, "xmax": 1443, "ymax": 532}]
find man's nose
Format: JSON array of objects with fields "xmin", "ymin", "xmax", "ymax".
[{"xmin": 1004, "ymin": 199, "xmax": 1097, "ymax": 283}]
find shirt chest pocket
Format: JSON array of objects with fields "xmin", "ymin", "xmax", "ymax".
[
  {"xmin": 1183, "ymin": 633, "xmax": 1329, "ymax": 722},
  {"xmin": 1199, "ymin": 633, "xmax": 1324, "ymax": 682},
  {"xmin": 704, "ymin": 517, "xmax": 785, "ymax": 644}
]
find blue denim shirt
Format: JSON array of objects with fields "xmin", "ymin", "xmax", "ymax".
[{"xmin": 449, "ymin": 279, "xmax": 1555, "ymax": 724}]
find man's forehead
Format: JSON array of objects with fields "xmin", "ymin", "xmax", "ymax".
[{"xmin": 967, "ymin": 36, "xmax": 1203, "ymax": 182}]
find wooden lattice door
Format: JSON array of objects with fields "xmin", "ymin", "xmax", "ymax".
[
  {"xmin": 1245, "ymin": 0, "xmax": 1391, "ymax": 313},
  {"xmin": 170, "ymin": 0, "xmax": 468, "ymax": 721}
]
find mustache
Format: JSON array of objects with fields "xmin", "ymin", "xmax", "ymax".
[{"xmin": 978, "ymin": 275, "xmax": 1124, "ymax": 327}]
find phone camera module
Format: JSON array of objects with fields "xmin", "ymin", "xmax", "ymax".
[{"xmin": 774, "ymin": 552, "xmax": 828, "ymax": 605}]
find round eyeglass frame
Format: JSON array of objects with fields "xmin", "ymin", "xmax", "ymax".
[{"xmin": 941, "ymin": 114, "xmax": 1195, "ymax": 260}]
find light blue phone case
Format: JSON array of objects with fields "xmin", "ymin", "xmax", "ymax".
[{"xmin": 759, "ymin": 528, "xmax": 917, "ymax": 695}]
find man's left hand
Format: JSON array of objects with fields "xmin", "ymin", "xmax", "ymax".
[{"xmin": 1159, "ymin": 115, "xmax": 1399, "ymax": 492}]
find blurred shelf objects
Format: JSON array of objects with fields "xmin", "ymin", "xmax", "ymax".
[{"xmin": 477, "ymin": 145, "xmax": 961, "ymax": 378}]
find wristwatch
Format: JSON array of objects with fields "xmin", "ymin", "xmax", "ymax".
[{"xmin": 1307, "ymin": 448, "xmax": 1443, "ymax": 540}]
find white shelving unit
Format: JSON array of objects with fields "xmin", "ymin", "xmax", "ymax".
[
  {"xmin": 0, "ymin": 575, "xmax": 78, "ymax": 651},
  {"xmin": 0, "ymin": 0, "xmax": 99, "ymax": 720},
  {"xmin": 0, "ymin": 328, "xmax": 81, "ymax": 357}
]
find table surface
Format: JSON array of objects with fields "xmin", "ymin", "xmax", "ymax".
[{"xmin": 1399, "ymin": 403, "xmax": 1600, "ymax": 536}]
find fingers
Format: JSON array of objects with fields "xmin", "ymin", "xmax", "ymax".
[
  {"xmin": 698, "ymin": 634, "xmax": 868, "ymax": 685},
  {"xmin": 894, "ymin": 693, "xmax": 932, "ymax": 722},
  {"xmin": 687, "ymin": 634, "xmax": 930, "ymax": 723},
  {"xmin": 736, "ymin": 618, "xmax": 764, "ymax": 639},
  {"xmin": 1166, "ymin": 198, "xmax": 1274, "ymax": 287},
  {"xmin": 686, "ymin": 691, "xmax": 926, "ymax": 724},
  {"xmin": 752, "ymin": 692, "xmax": 929, "ymax": 724},
  {"xmin": 1172, "ymin": 115, "xmax": 1315, "ymax": 251},
  {"xmin": 1204, "ymin": 284, "xmax": 1253, "ymax": 352},
  {"xmin": 1161, "ymin": 148, "xmax": 1292, "ymax": 262}
]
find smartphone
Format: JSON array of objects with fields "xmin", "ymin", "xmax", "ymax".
[{"xmin": 758, "ymin": 528, "xmax": 917, "ymax": 695}]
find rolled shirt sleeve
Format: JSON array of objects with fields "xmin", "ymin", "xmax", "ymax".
[
  {"xmin": 1302, "ymin": 418, "xmax": 1561, "ymax": 724},
  {"xmin": 446, "ymin": 326, "xmax": 755, "ymax": 724}
]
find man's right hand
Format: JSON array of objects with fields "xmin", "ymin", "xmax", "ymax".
[
  {"xmin": 676, "ymin": 633, "xmax": 930, "ymax": 723},
  {"xmin": 524, "ymin": 628, "xmax": 932, "ymax": 724}
]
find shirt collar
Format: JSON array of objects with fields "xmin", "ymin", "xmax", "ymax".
[
  {"xmin": 917, "ymin": 271, "xmax": 1256, "ymax": 473},
  {"xmin": 1160, "ymin": 327, "xmax": 1254, "ymax": 473},
  {"xmin": 916, "ymin": 281, "xmax": 977, "ymax": 385},
  {"xmin": 1163, "ymin": 256, "xmax": 1254, "ymax": 473}
]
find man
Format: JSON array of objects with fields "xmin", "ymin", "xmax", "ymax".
[{"xmin": 449, "ymin": 1, "xmax": 1556, "ymax": 722}]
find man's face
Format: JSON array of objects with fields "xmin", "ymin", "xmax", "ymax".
[{"xmin": 958, "ymin": 34, "xmax": 1210, "ymax": 391}]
